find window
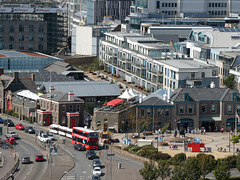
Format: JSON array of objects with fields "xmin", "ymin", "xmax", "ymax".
[
  {"xmin": 202, "ymin": 105, "xmax": 206, "ymax": 112},
  {"xmin": 28, "ymin": 43, "xmax": 34, "ymax": 50},
  {"xmin": 188, "ymin": 105, "xmax": 193, "ymax": 114},
  {"xmin": 156, "ymin": 1, "xmax": 160, "ymax": 8},
  {"xmin": 76, "ymin": 105, "xmax": 80, "ymax": 111},
  {"xmin": 141, "ymin": 109, "xmax": 144, "ymax": 116},
  {"xmin": 29, "ymin": 34, "xmax": 34, "ymax": 41},
  {"xmin": 179, "ymin": 105, "xmax": 184, "ymax": 114},
  {"xmin": 9, "ymin": 34, "xmax": 14, "ymax": 41},
  {"xmin": 38, "ymin": 34, "xmax": 44, "ymax": 41},
  {"xmin": 147, "ymin": 109, "xmax": 151, "ymax": 117},
  {"xmin": 201, "ymin": 72, "xmax": 205, "ymax": 78},
  {"xmin": 9, "ymin": 25, "xmax": 14, "ymax": 32},
  {"xmin": 55, "ymin": 105, "xmax": 57, "ymax": 112},
  {"xmin": 165, "ymin": 109, "xmax": 169, "ymax": 117},
  {"xmin": 237, "ymin": 105, "xmax": 240, "ymax": 114},
  {"xmin": 158, "ymin": 109, "xmax": 163, "ymax": 117},
  {"xmin": 228, "ymin": 105, "xmax": 232, "ymax": 113},
  {"xmin": 232, "ymin": 94, "xmax": 237, "ymax": 101},
  {"xmin": 29, "ymin": 25, "xmax": 34, "ymax": 32},
  {"xmin": 191, "ymin": 72, "xmax": 195, "ymax": 79},
  {"xmin": 62, "ymin": 105, "xmax": 66, "ymax": 112},
  {"xmin": 19, "ymin": 34, "xmax": 24, "ymax": 41},
  {"xmin": 39, "ymin": 25, "xmax": 44, "ymax": 32},
  {"xmin": 69, "ymin": 105, "xmax": 73, "ymax": 112},
  {"xmin": 19, "ymin": 24, "xmax": 24, "ymax": 32},
  {"xmin": 211, "ymin": 105, "xmax": 216, "ymax": 112},
  {"xmin": 184, "ymin": 93, "xmax": 189, "ymax": 101}
]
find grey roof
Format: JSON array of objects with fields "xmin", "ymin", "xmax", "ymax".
[
  {"xmin": 61, "ymin": 71, "xmax": 84, "ymax": 75},
  {"xmin": 152, "ymin": 34, "xmax": 179, "ymax": 44},
  {"xmin": 139, "ymin": 97, "xmax": 173, "ymax": 107},
  {"xmin": 44, "ymin": 61, "xmax": 77, "ymax": 75},
  {"xmin": 41, "ymin": 81, "xmax": 121, "ymax": 97},
  {"xmin": 172, "ymin": 88, "xmax": 231, "ymax": 102},
  {"xmin": 40, "ymin": 90, "xmax": 82, "ymax": 102}
]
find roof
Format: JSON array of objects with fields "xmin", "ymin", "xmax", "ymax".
[
  {"xmin": 44, "ymin": 61, "xmax": 77, "ymax": 75},
  {"xmin": 40, "ymin": 90, "xmax": 83, "ymax": 102},
  {"xmin": 41, "ymin": 81, "xmax": 121, "ymax": 97},
  {"xmin": 119, "ymin": 89, "xmax": 135, "ymax": 100},
  {"xmin": 0, "ymin": 50, "xmax": 47, "ymax": 58},
  {"xmin": 17, "ymin": 90, "xmax": 39, "ymax": 100},
  {"xmin": 138, "ymin": 97, "xmax": 173, "ymax": 107},
  {"xmin": 73, "ymin": 127, "xmax": 96, "ymax": 133}
]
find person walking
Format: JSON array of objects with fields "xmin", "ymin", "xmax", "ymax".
[{"xmin": 221, "ymin": 127, "xmax": 224, "ymax": 134}]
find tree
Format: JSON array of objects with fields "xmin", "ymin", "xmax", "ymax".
[
  {"xmin": 139, "ymin": 160, "xmax": 159, "ymax": 180},
  {"xmin": 224, "ymin": 74, "xmax": 236, "ymax": 89},
  {"xmin": 170, "ymin": 164, "xmax": 185, "ymax": 180},
  {"xmin": 158, "ymin": 160, "xmax": 171, "ymax": 180},
  {"xmin": 197, "ymin": 154, "xmax": 216, "ymax": 179},
  {"xmin": 230, "ymin": 134, "xmax": 240, "ymax": 154},
  {"xmin": 184, "ymin": 157, "xmax": 201, "ymax": 180},
  {"xmin": 236, "ymin": 154, "xmax": 240, "ymax": 172},
  {"xmin": 213, "ymin": 159, "xmax": 230, "ymax": 180}
]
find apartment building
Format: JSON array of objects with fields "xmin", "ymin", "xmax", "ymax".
[
  {"xmin": 0, "ymin": 0, "xmax": 68, "ymax": 54},
  {"xmin": 99, "ymin": 32, "xmax": 219, "ymax": 92}
]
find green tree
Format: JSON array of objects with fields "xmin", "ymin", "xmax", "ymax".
[
  {"xmin": 213, "ymin": 159, "xmax": 230, "ymax": 180},
  {"xmin": 236, "ymin": 154, "xmax": 240, "ymax": 172},
  {"xmin": 224, "ymin": 74, "xmax": 236, "ymax": 89},
  {"xmin": 170, "ymin": 164, "xmax": 185, "ymax": 180},
  {"xmin": 158, "ymin": 160, "xmax": 171, "ymax": 180},
  {"xmin": 197, "ymin": 154, "xmax": 216, "ymax": 179},
  {"xmin": 139, "ymin": 160, "xmax": 159, "ymax": 180},
  {"xmin": 184, "ymin": 157, "xmax": 201, "ymax": 180},
  {"xmin": 230, "ymin": 134, "xmax": 240, "ymax": 155}
]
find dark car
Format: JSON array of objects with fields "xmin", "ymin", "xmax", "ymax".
[
  {"xmin": 86, "ymin": 150, "xmax": 98, "ymax": 160},
  {"xmin": 4, "ymin": 119, "xmax": 14, "ymax": 127},
  {"xmin": 74, "ymin": 144, "xmax": 86, "ymax": 151},
  {"xmin": 92, "ymin": 158, "xmax": 101, "ymax": 168},
  {"xmin": 25, "ymin": 126, "xmax": 35, "ymax": 134},
  {"xmin": 0, "ymin": 117, "xmax": 4, "ymax": 123}
]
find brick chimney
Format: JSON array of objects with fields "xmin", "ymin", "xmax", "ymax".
[
  {"xmin": 49, "ymin": 86, "xmax": 55, "ymax": 93},
  {"xmin": 68, "ymin": 91, "xmax": 74, "ymax": 101}
]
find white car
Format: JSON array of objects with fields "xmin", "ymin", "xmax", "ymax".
[
  {"xmin": 37, "ymin": 133, "xmax": 51, "ymax": 143},
  {"xmin": 92, "ymin": 167, "xmax": 101, "ymax": 177},
  {"xmin": 47, "ymin": 133, "xmax": 55, "ymax": 141}
]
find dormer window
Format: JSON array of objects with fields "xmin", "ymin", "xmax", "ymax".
[
  {"xmin": 184, "ymin": 93, "xmax": 189, "ymax": 101},
  {"xmin": 232, "ymin": 93, "xmax": 238, "ymax": 101}
]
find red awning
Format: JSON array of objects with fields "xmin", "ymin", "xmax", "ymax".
[{"xmin": 107, "ymin": 99, "xmax": 124, "ymax": 106}]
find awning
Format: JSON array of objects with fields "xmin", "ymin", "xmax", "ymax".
[
  {"xmin": 199, "ymin": 117, "xmax": 221, "ymax": 122},
  {"xmin": 107, "ymin": 99, "xmax": 124, "ymax": 106}
]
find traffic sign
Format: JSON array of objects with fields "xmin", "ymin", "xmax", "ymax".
[{"xmin": 50, "ymin": 147, "xmax": 58, "ymax": 155}]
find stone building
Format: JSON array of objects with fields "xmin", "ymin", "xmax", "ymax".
[{"xmin": 37, "ymin": 86, "xmax": 85, "ymax": 128}]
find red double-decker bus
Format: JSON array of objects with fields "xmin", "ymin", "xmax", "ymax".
[{"xmin": 72, "ymin": 127, "xmax": 99, "ymax": 150}]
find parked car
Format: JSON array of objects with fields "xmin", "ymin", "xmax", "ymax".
[
  {"xmin": 0, "ymin": 117, "xmax": 4, "ymax": 123},
  {"xmin": 22, "ymin": 156, "xmax": 30, "ymax": 164},
  {"xmin": 91, "ymin": 175, "xmax": 101, "ymax": 180},
  {"xmin": 92, "ymin": 158, "xmax": 101, "ymax": 168},
  {"xmin": 35, "ymin": 154, "xmax": 44, "ymax": 162},
  {"xmin": 5, "ymin": 131, "xmax": 19, "ymax": 139},
  {"xmin": 74, "ymin": 144, "xmax": 86, "ymax": 151},
  {"xmin": 47, "ymin": 132, "xmax": 55, "ymax": 141},
  {"xmin": 4, "ymin": 119, "xmax": 14, "ymax": 126},
  {"xmin": 15, "ymin": 123, "xmax": 25, "ymax": 130},
  {"xmin": 6, "ymin": 138, "xmax": 15, "ymax": 145},
  {"xmin": 25, "ymin": 126, "xmax": 35, "ymax": 134},
  {"xmin": 92, "ymin": 167, "xmax": 101, "ymax": 177},
  {"xmin": 37, "ymin": 133, "xmax": 51, "ymax": 143},
  {"xmin": 35, "ymin": 130, "xmax": 45, "ymax": 136},
  {"xmin": 86, "ymin": 150, "xmax": 98, "ymax": 160}
]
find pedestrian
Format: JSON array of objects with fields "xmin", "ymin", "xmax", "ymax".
[
  {"xmin": 10, "ymin": 173, "xmax": 14, "ymax": 180},
  {"xmin": 231, "ymin": 130, "xmax": 233, "ymax": 135},
  {"xmin": 203, "ymin": 129, "xmax": 206, "ymax": 135},
  {"xmin": 221, "ymin": 127, "xmax": 224, "ymax": 134},
  {"xmin": 13, "ymin": 153, "xmax": 16, "ymax": 160}
]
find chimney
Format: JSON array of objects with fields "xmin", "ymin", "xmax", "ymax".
[
  {"xmin": 68, "ymin": 91, "xmax": 74, "ymax": 101},
  {"xmin": 31, "ymin": 73, "xmax": 35, "ymax": 82},
  {"xmin": 167, "ymin": 85, "xmax": 171, "ymax": 101},
  {"xmin": 49, "ymin": 86, "xmax": 55, "ymax": 93},
  {"xmin": 0, "ymin": 67, "xmax": 4, "ymax": 76},
  {"xmin": 14, "ymin": 72, "xmax": 19, "ymax": 83}
]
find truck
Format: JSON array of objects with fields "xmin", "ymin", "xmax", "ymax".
[{"xmin": 5, "ymin": 131, "xmax": 19, "ymax": 139}]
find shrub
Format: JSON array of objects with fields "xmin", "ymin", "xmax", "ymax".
[
  {"xmin": 128, "ymin": 146, "xmax": 141, "ymax": 154},
  {"xmin": 123, "ymin": 144, "xmax": 135, "ymax": 151},
  {"xmin": 115, "ymin": 146, "xmax": 121, "ymax": 149},
  {"xmin": 171, "ymin": 153, "xmax": 186, "ymax": 165},
  {"xmin": 136, "ymin": 149, "xmax": 156, "ymax": 158},
  {"xmin": 148, "ymin": 152, "xmax": 171, "ymax": 161},
  {"xmin": 226, "ymin": 155, "xmax": 236, "ymax": 168},
  {"xmin": 141, "ymin": 145, "xmax": 157, "ymax": 151}
]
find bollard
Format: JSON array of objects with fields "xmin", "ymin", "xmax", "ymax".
[{"xmin": 118, "ymin": 162, "xmax": 121, "ymax": 169}]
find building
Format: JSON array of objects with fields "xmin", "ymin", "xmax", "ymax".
[
  {"xmin": 86, "ymin": 0, "xmax": 132, "ymax": 25},
  {"xmin": 100, "ymin": 31, "xmax": 219, "ymax": 92},
  {"xmin": 37, "ymin": 86, "xmax": 85, "ymax": 127},
  {"xmin": 0, "ymin": 50, "xmax": 64, "ymax": 73},
  {"xmin": 136, "ymin": 87, "xmax": 240, "ymax": 132},
  {"xmin": 126, "ymin": 0, "xmax": 240, "ymax": 29},
  {"xmin": 0, "ymin": 0, "xmax": 68, "ymax": 54}
]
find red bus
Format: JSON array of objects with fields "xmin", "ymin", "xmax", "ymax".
[{"xmin": 72, "ymin": 127, "xmax": 99, "ymax": 150}]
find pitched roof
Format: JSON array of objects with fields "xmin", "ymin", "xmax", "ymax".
[
  {"xmin": 41, "ymin": 81, "xmax": 121, "ymax": 97},
  {"xmin": 40, "ymin": 90, "xmax": 82, "ymax": 102},
  {"xmin": 138, "ymin": 97, "xmax": 173, "ymax": 107}
]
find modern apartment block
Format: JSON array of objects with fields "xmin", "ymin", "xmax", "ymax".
[
  {"xmin": 86, "ymin": 0, "xmax": 132, "ymax": 25},
  {"xmin": 99, "ymin": 32, "xmax": 219, "ymax": 92},
  {"xmin": 0, "ymin": 0, "xmax": 68, "ymax": 55}
]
